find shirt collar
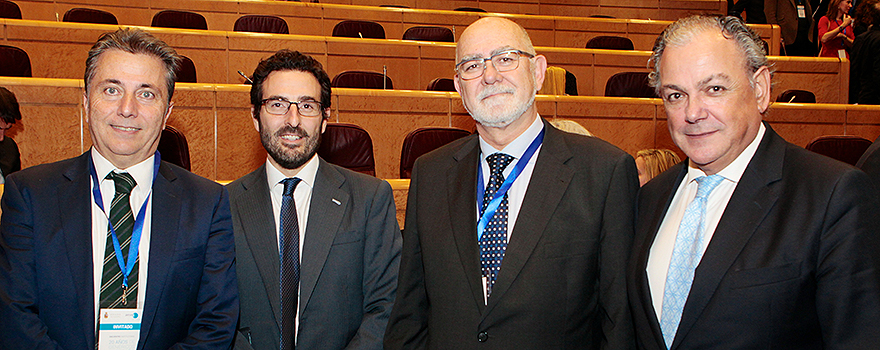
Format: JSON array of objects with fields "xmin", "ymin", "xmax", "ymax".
[
  {"xmin": 686, "ymin": 122, "xmax": 766, "ymax": 184},
  {"xmin": 478, "ymin": 114, "xmax": 544, "ymax": 160},
  {"xmin": 265, "ymin": 153, "xmax": 319, "ymax": 190},
  {"xmin": 90, "ymin": 147, "xmax": 156, "ymax": 192}
]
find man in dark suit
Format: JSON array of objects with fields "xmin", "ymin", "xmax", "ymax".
[
  {"xmin": 228, "ymin": 50, "xmax": 400, "ymax": 350},
  {"xmin": 856, "ymin": 134, "xmax": 880, "ymax": 190},
  {"xmin": 0, "ymin": 28, "xmax": 238, "ymax": 349},
  {"xmin": 629, "ymin": 15, "xmax": 880, "ymax": 350},
  {"xmin": 766, "ymin": 0, "xmax": 817, "ymax": 55},
  {"xmin": 385, "ymin": 17, "xmax": 638, "ymax": 350}
]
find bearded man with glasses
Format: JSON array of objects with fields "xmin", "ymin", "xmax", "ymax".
[
  {"xmin": 228, "ymin": 50, "xmax": 401, "ymax": 350},
  {"xmin": 385, "ymin": 17, "xmax": 638, "ymax": 350}
]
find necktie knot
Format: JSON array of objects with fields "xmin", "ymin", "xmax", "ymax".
[
  {"xmin": 486, "ymin": 153, "xmax": 515, "ymax": 177},
  {"xmin": 107, "ymin": 172, "xmax": 136, "ymax": 195},
  {"xmin": 694, "ymin": 174, "xmax": 724, "ymax": 200},
  {"xmin": 281, "ymin": 177, "xmax": 301, "ymax": 197}
]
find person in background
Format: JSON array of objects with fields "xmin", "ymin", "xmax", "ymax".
[
  {"xmin": 766, "ymin": 0, "xmax": 818, "ymax": 55},
  {"xmin": 635, "ymin": 149, "xmax": 681, "ymax": 187},
  {"xmin": 548, "ymin": 118, "xmax": 594, "ymax": 136},
  {"xmin": 818, "ymin": 0, "xmax": 855, "ymax": 57},
  {"xmin": 0, "ymin": 87, "xmax": 22, "ymax": 184},
  {"xmin": 850, "ymin": 0, "xmax": 880, "ymax": 104}
]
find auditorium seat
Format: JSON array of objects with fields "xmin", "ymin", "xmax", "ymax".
[
  {"xmin": 62, "ymin": 8, "xmax": 118, "ymax": 25},
  {"xmin": 0, "ymin": 45, "xmax": 31, "ymax": 77},
  {"xmin": 400, "ymin": 127, "xmax": 471, "ymax": 178},
  {"xmin": 234, "ymin": 15, "xmax": 289, "ymax": 35},
  {"xmin": 332, "ymin": 20, "xmax": 385, "ymax": 39},
  {"xmin": 454, "ymin": 7, "xmax": 487, "ymax": 12},
  {"xmin": 317, "ymin": 123, "xmax": 376, "ymax": 176},
  {"xmin": 175, "ymin": 55, "xmax": 197, "ymax": 83},
  {"xmin": 403, "ymin": 26, "xmax": 454, "ymax": 42},
  {"xmin": 565, "ymin": 70, "xmax": 578, "ymax": 96},
  {"xmin": 586, "ymin": 36, "xmax": 634, "ymax": 50},
  {"xmin": 426, "ymin": 77, "xmax": 455, "ymax": 92},
  {"xmin": 158, "ymin": 125, "xmax": 191, "ymax": 171},
  {"xmin": 806, "ymin": 135, "xmax": 873, "ymax": 165},
  {"xmin": 331, "ymin": 71, "xmax": 392, "ymax": 89},
  {"xmin": 776, "ymin": 89, "xmax": 817, "ymax": 103},
  {"xmin": 0, "ymin": 0, "xmax": 21, "ymax": 19},
  {"xmin": 604, "ymin": 72, "xmax": 655, "ymax": 98},
  {"xmin": 151, "ymin": 10, "xmax": 208, "ymax": 30}
]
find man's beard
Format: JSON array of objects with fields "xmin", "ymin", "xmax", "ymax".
[
  {"xmin": 261, "ymin": 124, "xmax": 321, "ymax": 170},
  {"xmin": 466, "ymin": 85, "xmax": 535, "ymax": 128}
]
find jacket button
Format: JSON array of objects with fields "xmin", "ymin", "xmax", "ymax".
[{"xmin": 477, "ymin": 331, "xmax": 489, "ymax": 342}]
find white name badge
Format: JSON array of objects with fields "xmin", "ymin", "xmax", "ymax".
[
  {"xmin": 98, "ymin": 309, "xmax": 143, "ymax": 350},
  {"xmin": 797, "ymin": 5, "xmax": 807, "ymax": 18},
  {"xmin": 838, "ymin": 49, "xmax": 847, "ymax": 59}
]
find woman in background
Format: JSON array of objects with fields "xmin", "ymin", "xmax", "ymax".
[
  {"xmin": 635, "ymin": 149, "xmax": 680, "ymax": 187},
  {"xmin": 818, "ymin": 0, "xmax": 855, "ymax": 58}
]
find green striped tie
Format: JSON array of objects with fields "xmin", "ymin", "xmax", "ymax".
[{"xmin": 99, "ymin": 172, "xmax": 138, "ymax": 308}]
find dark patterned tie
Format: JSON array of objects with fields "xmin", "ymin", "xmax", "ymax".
[
  {"xmin": 479, "ymin": 153, "xmax": 515, "ymax": 297},
  {"xmin": 280, "ymin": 178, "xmax": 301, "ymax": 350},
  {"xmin": 99, "ymin": 172, "xmax": 138, "ymax": 308}
]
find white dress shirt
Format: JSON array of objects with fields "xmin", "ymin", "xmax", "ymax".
[
  {"xmin": 90, "ymin": 148, "xmax": 154, "ymax": 322},
  {"xmin": 264, "ymin": 154, "xmax": 319, "ymax": 336},
  {"xmin": 647, "ymin": 124, "xmax": 766, "ymax": 318}
]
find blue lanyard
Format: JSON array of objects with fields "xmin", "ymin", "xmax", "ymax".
[
  {"xmin": 476, "ymin": 128, "xmax": 544, "ymax": 240},
  {"xmin": 88, "ymin": 152, "xmax": 160, "ymax": 290}
]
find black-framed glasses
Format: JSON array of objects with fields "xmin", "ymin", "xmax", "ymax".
[
  {"xmin": 261, "ymin": 98, "xmax": 323, "ymax": 117},
  {"xmin": 455, "ymin": 49, "xmax": 536, "ymax": 80}
]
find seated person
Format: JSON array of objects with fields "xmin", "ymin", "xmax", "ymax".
[
  {"xmin": 0, "ymin": 87, "xmax": 22, "ymax": 183},
  {"xmin": 635, "ymin": 149, "xmax": 680, "ymax": 186}
]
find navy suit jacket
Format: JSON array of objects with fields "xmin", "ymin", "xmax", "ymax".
[
  {"xmin": 0, "ymin": 152, "xmax": 239, "ymax": 350},
  {"xmin": 628, "ymin": 124, "xmax": 880, "ymax": 349},
  {"xmin": 229, "ymin": 159, "xmax": 400, "ymax": 350}
]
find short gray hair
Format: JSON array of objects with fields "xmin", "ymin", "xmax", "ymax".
[
  {"xmin": 84, "ymin": 28, "xmax": 181, "ymax": 102},
  {"xmin": 648, "ymin": 15, "xmax": 771, "ymax": 94}
]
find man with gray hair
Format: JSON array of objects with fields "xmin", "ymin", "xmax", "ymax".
[
  {"xmin": 627, "ymin": 15, "xmax": 880, "ymax": 349},
  {"xmin": 0, "ymin": 28, "xmax": 238, "ymax": 349}
]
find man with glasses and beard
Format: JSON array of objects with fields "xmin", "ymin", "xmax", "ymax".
[
  {"xmin": 384, "ymin": 17, "xmax": 637, "ymax": 350},
  {"xmin": 228, "ymin": 50, "xmax": 401, "ymax": 350}
]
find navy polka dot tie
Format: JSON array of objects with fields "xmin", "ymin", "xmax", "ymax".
[{"xmin": 480, "ymin": 152, "xmax": 515, "ymax": 297}]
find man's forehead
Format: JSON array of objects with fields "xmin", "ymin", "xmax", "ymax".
[{"xmin": 456, "ymin": 19, "xmax": 529, "ymax": 60}]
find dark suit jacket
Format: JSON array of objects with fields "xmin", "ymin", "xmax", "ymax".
[
  {"xmin": 385, "ymin": 119, "xmax": 638, "ymax": 350},
  {"xmin": 0, "ymin": 151, "xmax": 239, "ymax": 350},
  {"xmin": 856, "ymin": 134, "xmax": 880, "ymax": 191},
  {"xmin": 765, "ymin": 0, "xmax": 814, "ymax": 45},
  {"xmin": 628, "ymin": 124, "xmax": 880, "ymax": 350},
  {"xmin": 849, "ymin": 27, "xmax": 880, "ymax": 105},
  {"xmin": 228, "ymin": 158, "xmax": 401, "ymax": 350}
]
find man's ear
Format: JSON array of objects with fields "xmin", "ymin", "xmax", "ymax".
[
  {"xmin": 251, "ymin": 106, "xmax": 260, "ymax": 133},
  {"xmin": 532, "ymin": 55, "xmax": 548, "ymax": 92},
  {"xmin": 753, "ymin": 66, "xmax": 771, "ymax": 114}
]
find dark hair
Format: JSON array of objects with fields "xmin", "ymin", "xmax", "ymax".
[
  {"xmin": 249, "ymin": 50, "xmax": 332, "ymax": 120},
  {"xmin": 854, "ymin": 0, "xmax": 880, "ymax": 28},
  {"xmin": 85, "ymin": 28, "xmax": 181, "ymax": 102},
  {"xmin": 648, "ymin": 15, "xmax": 771, "ymax": 94},
  {"xmin": 0, "ymin": 87, "xmax": 22, "ymax": 124}
]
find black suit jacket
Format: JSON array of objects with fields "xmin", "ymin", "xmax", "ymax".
[
  {"xmin": 385, "ymin": 119, "xmax": 638, "ymax": 350},
  {"xmin": 628, "ymin": 124, "xmax": 880, "ymax": 350},
  {"xmin": 856, "ymin": 134, "xmax": 880, "ymax": 191},
  {"xmin": 0, "ymin": 152, "xmax": 239, "ymax": 350},
  {"xmin": 229, "ymin": 159, "xmax": 400, "ymax": 350}
]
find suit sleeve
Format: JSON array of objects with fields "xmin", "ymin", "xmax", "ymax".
[
  {"xmin": 599, "ymin": 153, "xmax": 639, "ymax": 350},
  {"xmin": 384, "ymin": 159, "xmax": 429, "ymax": 350},
  {"xmin": 171, "ymin": 187, "xmax": 240, "ymax": 350},
  {"xmin": 0, "ymin": 175, "xmax": 66, "ymax": 350},
  {"xmin": 815, "ymin": 169, "xmax": 880, "ymax": 349},
  {"xmin": 344, "ymin": 180, "xmax": 402, "ymax": 350},
  {"xmin": 764, "ymin": 0, "xmax": 779, "ymax": 25}
]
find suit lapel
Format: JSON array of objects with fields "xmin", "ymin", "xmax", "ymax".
[
  {"xmin": 60, "ymin": 153, "xmax": 99, "ymax": 348},
  {"xmin": 139, "ymin": 162, "xmax": 181, "ymax": 346},
  {"xmin": 483, "ymin": 124, "xmax": 573, "ymax": 316},
  {"xmin": 236, "ymin": 165, "xmax": 285, "ymax": 329},
  {"xmin": 672, "ymin": 125, "xmax": 784, "ymax": 349},
  {"xmin": 447, "ymin": 136, "xmax": 486, "ymax": 313},
  {"xmin": 299, "ymin": 159, "xmax": 349, "ymax": 318},
  {"xmin": 635, "ymin": 163, "xmax": 687, "ymax": 349}
]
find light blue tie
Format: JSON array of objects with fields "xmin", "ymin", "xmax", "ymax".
[{"xmin": 659, "ymin": 174, "xmax": 724, "ymax": 349}]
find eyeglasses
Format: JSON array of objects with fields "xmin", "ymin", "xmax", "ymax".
[
  {"xmin": 261, "ymin": 98, "xmax": 324, "ymax": 117},
  {"xmin": 455, "ymin": 49, "xmax": 536, "ymax": 80}
]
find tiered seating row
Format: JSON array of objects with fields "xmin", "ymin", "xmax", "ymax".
[
  {"xmin": 0, "ymin": 20, "xmax": 840, "ymax": 102},
  {"xmin": 11, "ymin": 0, "xmax": 776, "ymax": 52},
  {"xmin": 3, "ymin": 77, "xmax": 877, "ymax": 181}
]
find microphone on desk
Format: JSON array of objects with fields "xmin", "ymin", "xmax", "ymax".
[
  {"xmin": 383, "ymin": 65, "xmax": 387, "ymax": 90},
  {"xmin": 237, "ymin": 70, "xmax": 253, "ymax": 84}
]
